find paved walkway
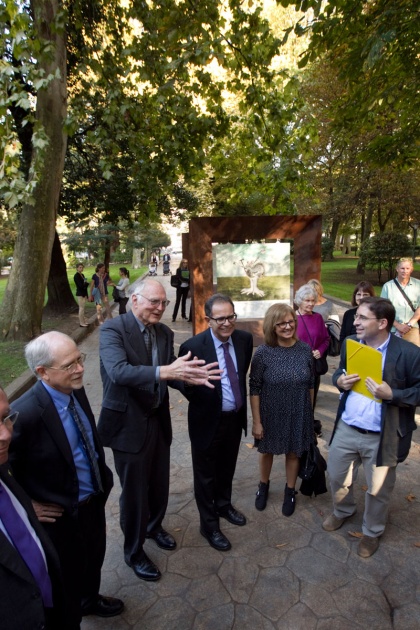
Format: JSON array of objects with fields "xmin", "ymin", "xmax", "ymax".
[{"xmin": 55, "ymin": 268, "xmax": 420, "ymax": 629}]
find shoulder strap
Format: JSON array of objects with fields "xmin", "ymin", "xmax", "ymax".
[
  {"xmin": 298, "ymin": 313, "xmax": 314, "ymax": 347},
  {"xmin": 393, "ymin": 279, "xmax": 415, "ymax": 312}
]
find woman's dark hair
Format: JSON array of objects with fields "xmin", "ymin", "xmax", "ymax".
[
  {"xmin": 95, "ymin": 263, "xmax": 105, "ymax": 273},
  {"xmin": 119, "ymin": 267, "xmax": 130, "ymax": 278},
  {"xmin": 351, "ymin": 281, "xmax": 375, "ymax": 306}
]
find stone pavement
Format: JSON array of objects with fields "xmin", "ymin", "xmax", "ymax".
[{"xmin": 33, "ymin": 267, "xmax": 420, "ymax": 629}]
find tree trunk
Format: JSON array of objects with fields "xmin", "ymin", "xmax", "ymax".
[
  {"xmin": 0, "ymin": 0, "xmax": 67, "ymax": 340},
  {"xmin": 44, "ymin": 231, "xmax": 77, "ymax": 314}
]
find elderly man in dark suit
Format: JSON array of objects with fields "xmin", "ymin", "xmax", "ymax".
[
  {"xmin": 323, "ymin": 297, "xmax": 420, "ymax": 558},
  {"xmin": 0, "ymin": 386, "xmax": 65, "ymax": 630},
  {"xmin": 179, "ymin": 293, "xmax": 253, "ymax": 551},
  {"xmin": 10, "ymin": 332, "xmax": 123, "ymax": 629},
  {"xmin": 98, "ymin": 279, "xmax": 221, "ymax": 581}
]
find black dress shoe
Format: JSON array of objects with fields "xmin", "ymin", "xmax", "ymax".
[
  {"xmin": 82, "ymin": 595, "xmax": 124, "ymax": 618},
  {"xmin": 127, "ymin": 551, "xmax": 161, "ymax": 581},
  {"xmin": 200, "ymin": 528, "xmax": 231, "ymax": 551},
  {"xmin": 217, "ymin": 506, "xmax": 247, "ymax": 526},
  {"xmin": 146, "ymin": 528, "xmax": 177, "ymax": 550}
]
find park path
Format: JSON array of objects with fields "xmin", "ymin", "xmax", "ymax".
[{"xmin": 60, "ymin": 264, "xmax": 420, "ymax": 629}]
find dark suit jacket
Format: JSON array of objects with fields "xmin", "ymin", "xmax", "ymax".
[
  {"xmin": 332, "ymin": 334, "xmax": 420, "ymax": 466},
  {"xmin": 9, "ymin": 381, "xmax": 113, "ymax": 515},
  {"xmin": 98, "ymin": 310, "xmax": 182, "ymax": 453},
  {"xmin": 0, "ymin": 463, "xmax": 64, "ymax": 630},
  {"xmin": 179, "ymin": 328, "xmax": 253, "ymax": 450}
]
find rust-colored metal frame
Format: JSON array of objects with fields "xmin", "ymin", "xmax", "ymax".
[{"xmin": 186, "ymin": 215, "xmax": 322, "ymax": 341}]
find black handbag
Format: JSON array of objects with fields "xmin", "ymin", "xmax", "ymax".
[
  {"xmin": 112, "ymin": 286, "xmax": 120, "ymax": 302},
  {"xmin": 298, "ymin": 442, "xmax": 327, "ymax": 481},
  {"xmin": 170, "ymin": 274, "xmax": 179, "ymax": 288},
  {"xmin": 314, "ymin": 355, "xmax": 328, "ymax": 376}
]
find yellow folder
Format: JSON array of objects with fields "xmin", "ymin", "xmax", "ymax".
[{"xmin": 346, "ymin": 339, "xmax": 382, "ymax": 401}]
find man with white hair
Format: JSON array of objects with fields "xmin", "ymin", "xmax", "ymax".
[
  {"xmin": 99, "ymin": 279, "xmax": 221, "ymax": 581},
  {"xmin": 10, "ymin": 331, "xmax": 123, "ymax": 629}
]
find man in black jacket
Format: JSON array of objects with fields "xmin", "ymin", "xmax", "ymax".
[{"xmin": 179, "ymin": 294, "xmax": 253, "ymax": 551}]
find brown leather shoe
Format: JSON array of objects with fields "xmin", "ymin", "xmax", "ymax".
[
  {"xmin": 322, "ymin": 513, "xmax": 352, "ymax": 532},
  {"xmin": 357, "ymin": 535, "xmax": 379, "ymax": 558}
]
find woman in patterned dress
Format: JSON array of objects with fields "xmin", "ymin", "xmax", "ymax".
[{"xmin": 250, "ymin": 303, "xmax": 315, "ymax": 517}]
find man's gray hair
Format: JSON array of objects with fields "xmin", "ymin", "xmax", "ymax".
[
  {"xmin": 25, "ymin": 331, "xmax": 73, "ymax": 378},
  {"xmin": 294, "ymin": 284, "xmax": 317, "ymax": 307},
  {"xmin": 129, "ymin": 279, "xmax": 165, "ymax": 299}
]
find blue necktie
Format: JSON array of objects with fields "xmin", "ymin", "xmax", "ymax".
[
  {"xmin": 222, "ymin": 343, "xmax": 243, "ymax": 411},
  {"xmin": 0, "ymin": 482, "xmax": 53, "ymax": 607},
  {"xmin": 68, "ymin": 397, "xmax": 103, "ymax": 493}
]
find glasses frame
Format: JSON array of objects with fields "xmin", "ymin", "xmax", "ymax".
[
  {"xmin": 207, "ymin": 313, "xmax": 238, "ymax": 325},
  {"xmin": 47, "ymin": 353, "xmax": 87, "ymax": 375},
  {"xmin": 275, "ymin": 320, "xmax": 296, "ymax": 330},
  {"xmin": 353, "ymin": 314, "xmax": 379, "ymax": 322},
  {"xmin": 139, "ymin": 295, "xmax": 170, "ymax": 308},
  {"xmin": 0, "ymin": 411, "xmax": 19, "ymax": 427}
]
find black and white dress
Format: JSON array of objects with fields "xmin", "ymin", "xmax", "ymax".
[{"xmin": 249, "ymin": 341, "xmax": 315, "ymax": 456}]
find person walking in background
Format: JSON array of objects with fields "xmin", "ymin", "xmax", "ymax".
[
  {"xmin": 380, "ymin": 257, "xmax": 420, "ymax": 346},
  {"xmin": 10, "ymin": 332, "xmax": 123, "ymax": 628},
  {"xmin": 295, "ymin": 284, "xmax": 330, "ymax": 437},
  {"xmin": 74, "ymin": 264, "xmax": 89, "ymax": 327},
  {"xmin": 179, "ymin": 294, "xmax": 253, "ymax": 551},
  {"xmin": 114, "ymin": 267, "xmax": 130, "ymax": 315},
  {"xmin": 172, "ymin": 259, "xmax": 190, "ymax": 322},
  {"xmin": 250, "ymin": 304, "xmax": 314, "ymax": 517},
  {"xmin": 308, "ymin": 279, "xmax": 339, "ymax": 322},
  {"xmin": 98, "ymin": 280, "xmax": 222, "ymax": 580},
  {"xmin": 323, "ymin": 297, "xmax": 420, "ymax": 558},
  {"xmin": 340, "ymin": 281, "xmax": 375, "ymax": 345},
  {"xmin": 89, "ymin": 263, "xmax": 112, "ymax": 323}
]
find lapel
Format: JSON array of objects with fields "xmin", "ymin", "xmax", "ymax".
[
  {"xmin": 382, "ymin": 334, "xmax": 402, "ymax": 385},
  {"xmin": 125, "ymin": 310, "xmax": 149, "ymax": 363},
  {"xmin": 202, "ymin": 329, "xmax": 222, "ymax": 399},
  {"xmin": 34, "ymin": 381, "xmax": 76, "ymax": 473},
  {"xmin": 231, "ymin": 330, "xmax": 245, "ymax": 381}
]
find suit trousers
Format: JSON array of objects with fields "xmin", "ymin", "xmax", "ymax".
[
  {"xmin": 43, "ymin": 493, "xmax": 106, "ymax": 629},
  {"xmin": 113, "ymin": 412, "xmax": 170, "ymax": 563},
  {"xmin": 191, "ymin": 410, "xmax": 243, "ymax": 532},
  {"xmin": 327, "ymin": 419, "xmax": 397, "ymax": 537}
]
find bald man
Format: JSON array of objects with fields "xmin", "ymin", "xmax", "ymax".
[{"xmin": 10, "ymin": 332, "xmax": 123, "ymax": 629}]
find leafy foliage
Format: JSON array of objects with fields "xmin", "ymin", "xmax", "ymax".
[{"xmin": 359, "ymin": 232, "xmax": 411, "ymax": 282}]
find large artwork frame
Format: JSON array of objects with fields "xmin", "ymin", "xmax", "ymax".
[{"xmin": 187, "ymin": 215, "xmax": 322, "ymax": 342}]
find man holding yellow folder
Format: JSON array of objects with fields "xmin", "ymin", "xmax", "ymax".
[{"xmin": 322, "ymin": 297, "xmax": 420, "ymax": 558}]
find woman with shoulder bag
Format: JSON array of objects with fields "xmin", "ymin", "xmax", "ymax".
[
  {"xmin": 74, "ymin": 263, "xmax": 89, "ymax": 327},
  {"xmin": 295, "ymin": 284, "xmax": 330, "ymax": 436}
]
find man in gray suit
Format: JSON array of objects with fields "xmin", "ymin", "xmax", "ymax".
[{"xmin": 98, "ymin": 279, "xmax": 220, "ymax": 581}]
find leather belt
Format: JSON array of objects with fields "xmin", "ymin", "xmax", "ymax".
[
  {"xmin": 348, "ymin": 424, "xmax": 380, "ymax": 435},
  {"xmin": 221, "ymin": 410, "xmax": 238, "ymax": 416}
]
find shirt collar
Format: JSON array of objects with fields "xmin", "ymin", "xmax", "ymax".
[
  {"xmin": 41, "ymin": 381, "xmax": 72, "ymax": 409},
  {"xmin": 210, "ymin": 328, "xmax": 232, "ymax": 348}
]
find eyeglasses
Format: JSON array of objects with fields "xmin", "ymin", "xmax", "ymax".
[
  {"xmin": 47, "ymin": 353, "xmax": 86, "ymax": 374},
  {"xmin": 208, "ymin": 314, "xmax": 237, "ymax": 325},
  {"xmin": 354, "ymin": 314, "xmax": 378, "ymax": 322},
  {"xmin": 0, "ymin": 411, "xmax": 19, "ymax": 428},
  {"xmin": 139, "ymin": 295, "xmax": 170, "ymax": 308},
  {"xmin": 275, "ymin": 320, "xmax": 296, "ymax": 329}
]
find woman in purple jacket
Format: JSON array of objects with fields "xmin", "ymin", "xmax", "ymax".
[{"xmin": 295, "ymin": 284, "xmax": 330, "ymax": 435}]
